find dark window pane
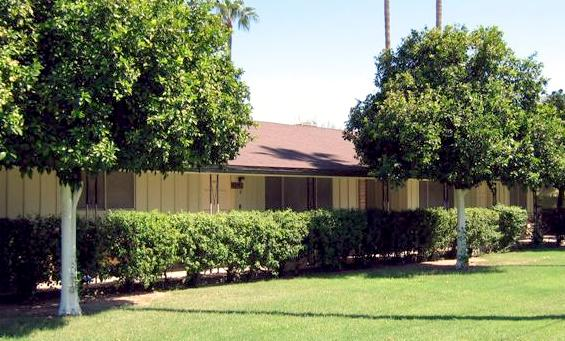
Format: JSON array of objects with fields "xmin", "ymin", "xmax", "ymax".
[
  {"xmin": 283, "ymin": 177, "xmax": 308, "ymax": 211},
  {"xmin": 316, "ymin": 178, "xmax": 332, "ymax": 209},
  {"xmin": 419, "ymin": 181, "xmax": 450, "ymax": 208},
  {"xmin": 78, "ymin": 173, "xmax": 105, "ymax": 209},
  {"xmin": 265, "ymin": 177, "xmax": 282, "ymax": 209},
  {"xmin": 106, "ymin": 172, "xmax": 134, "ymax": 209}
]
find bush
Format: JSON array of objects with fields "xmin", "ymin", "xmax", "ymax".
[
  {"xmin": 0, "ymin": 217, "xmax": 103, "ymax": 299},
  {"xmin": 0, "ymin": 205, "xmax": 529, "ymax": 300},
  {"xmin": 495, "ymin": 205, "xmax": 529, "ymax": 249},
  {"xmin": 103, "ymin": 211, "xmax": 180, "ymax": 288},
  {"xmin": 306, "ymin": 209, "xmax": 366, "ymax": 269}
]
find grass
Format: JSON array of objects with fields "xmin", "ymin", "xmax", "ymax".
[{"xmin": 2, "ymin": 249, "xmax": 565, "ymax": 340}]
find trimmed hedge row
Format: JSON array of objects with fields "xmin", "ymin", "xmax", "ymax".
[{"xmin": 0, "ymin": 206, "xmax": 527, "ymax": 299}]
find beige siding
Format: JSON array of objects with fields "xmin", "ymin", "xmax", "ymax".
[
  {"xmin": 40, "ymin": 172, "xmax": 58, "ymax": 216},
  {"xmin": 406, "ymin": 179, "xmax": 420, "ymax": 209},
  {"xmin": 135, "ymin": 174, "xmax": 148, "ymax": 211},
  {"xmin": 174, "ymin": 173, "xmax": 188, "ymax": 212},
  {"xmin": 23, "ymin": 173, "xmax": 41, "ymax": 215},
  {"xmin": 0, "ymin": 169, "xmax": 6, "ymax": 218},
  {"xmin": 331, "ymin": 178, "xmax": 359, "ymax": 209},
  {"xmin": 147, "ymin": 173, "xmax": 161, "ymax": 211},
  {"xmin": 161, "ymin": 175, "xmax": 175, "ymax": 213},
  {"xmin": 187, "ymin": 174, "xmax": 201, "ymax": 211},
  {"xmin": 7, "ymin": 169, "xmax": 24, "ymax": 218},
  {"xmin": 390, "ymin": 184, "xmax": 407, "ymax": 211},
  {"xmin": 233, "ymin": 175, "xmax": 265, "ymax": 210}
]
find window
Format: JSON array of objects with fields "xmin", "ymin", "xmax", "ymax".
[
  {"xmin": 78, "ymin": 172, "xmax": 134, "ymax": 210},
  {"xmin": 78, "ymin": 173, "xmax": 105, "ymax": 209},
  {"xmin": 265, "ymin": 177, "xmax": 283, "ymax": 209},
  {"xmin": 265, "ymin": 176, "xmax": 333, "ymax": 211},
  {"xmin": 316, "ymin": 178, "xmax": 332, "ymax": 209},
  {"xmin": 106, "ymin": 172, "xmax": 135, "ymax": 209},
  {"xmin": 419, "ymin": 181, "xmax": 454, "ymax": 208}
]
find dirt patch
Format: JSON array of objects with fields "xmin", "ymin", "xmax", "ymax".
[
  {"xmin": 0, "ymin": 291, "xmax": 165, "ymax": 318},
  {"xmin": 421, "ymin": 257, "xmax": 487, "ymax": 267}
]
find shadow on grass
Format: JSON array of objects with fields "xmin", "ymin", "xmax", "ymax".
[
  {"xmin": 299, "ymin": 263, "xmax": 505, "ymax": 280},
  {"xmin": 0, "ymin": 298, "xmax": 136, "ymax": 338},
  {"xmin": 126, "ymin": 306, "xmax": 565, "ymax": 322}
]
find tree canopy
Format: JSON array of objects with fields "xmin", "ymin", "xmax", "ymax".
[
  {"xmin": 0, "ymin": 0, "xmax": 40, "ymax": 162},
  {"xmin": 345, "ymin": 26, "xmax": 546, "ymax": 190},
  {"xmin": 2, "ymin": 0, "xmax": 253, "ymax": 187}
]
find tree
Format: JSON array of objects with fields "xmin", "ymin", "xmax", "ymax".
[
  {"xmin": 0, "ymin": 0, "xmax": 40, "ymax": 162},
  {"xmin": 545, "ymin": 90, "xmax": 565, "ymax": 209},
  {"xmin": 1, "ymin": 0, "xmax": 252, "ymax": 315},
  {"xmin": 501, "ymin": 102, "xmax": 563, "ymax": 243},
  {"xmin": 215, "ymin": 0, "xmax": 258, "ymax": 55},
  {"xmin": 436, "ymin": 0, "xmax": 442, "ymax": 29},
  {"xmin": 345, "ymin": 26, "xmax": 545, "ymax": 269},
  {"xmin": 384, "ymin": 0, "xmax": 391, "ymax": 50}
]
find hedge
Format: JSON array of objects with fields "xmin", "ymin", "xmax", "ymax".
[{"xmin": 0, "ymin": 206, "xmax": 528, "ymax": 299}]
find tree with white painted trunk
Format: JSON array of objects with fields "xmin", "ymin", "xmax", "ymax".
[
  {"xmin": 1, "ymin": 0, "xmax": 252, "ymax": 315},
  {"xmin": 345, "ymin": 26, "xmax": 545, "ymax": 269}
]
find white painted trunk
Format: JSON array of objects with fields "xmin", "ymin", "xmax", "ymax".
[
  {"xmin": 58, "ymin": 183, "xmax": 82, "ymax": 316},
  {"xmin": 455, "ymin": 189, "xmax": 469, "ymax": 270}
]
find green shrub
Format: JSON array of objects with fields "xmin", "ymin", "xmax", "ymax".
[
  {"xmin": 465, "ymin": 208, "xmax": 501, "ymax": 255},
  {"xmin": 306, "ymin": 209, "xmax": 366, "ymax": 269},
  {"xmin": 174, "ymin": 213, "xmax": 228, "ymax": 283},
  {"xmin": 496, "ymin": 205, "xmax": 529, "ymax": 249},
  {"xmin": 0, "ymin": 204, "xmax": 528, "ymax": 299},
  {"xmin": 103, "ymin": 211, "xmax": 180, "ymax": 288}
]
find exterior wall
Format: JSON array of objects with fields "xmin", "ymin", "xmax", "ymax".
[
  {"xmin": 0, "ymin": 168, "xmax": 60, "ymax": 218},
  {"xmin": 332, "ymin": 177, "xmax": 359, "ymax": 209},
  {"xmin": 232, "ymin": 175, "xmax": 265, "ymax": 210},
  {"xmin": 135, "ymin": 172, "xmax": 237, "ymax": 213},
  {"xmin": 0, "ymin": 167, "xmax": 542, "ymax": 218}
]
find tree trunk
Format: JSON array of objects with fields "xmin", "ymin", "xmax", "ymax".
[
  {"xmin": 384, "ymin": 0, "xmax": 390, "ymax": 50},
  {"xmin": 436, "ymin": 0, "xmax": 442, "ymax": 29},
  {"xmin": 487, "ymin": 181, "xmax": 497, "ymax": 206},
  {"xmin": 455, "ymin": 189, "xmax": 469, "ymax": 270},
  {"xmin": 557, "ymin": 187, "xmax": 564, "ymax": 209},
  {"xmin": 532, "ymin": 190, "xmax": 544, "ymax": 245},
  {"xmin": 58, "ymin": 183, "xmax": 82, "ymax": 316}
]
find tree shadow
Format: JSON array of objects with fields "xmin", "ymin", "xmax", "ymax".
[
  {"xmin": 257, "ymin": 146, "xmax": 366, "ymax": 175},
  {"xmin": 0, "ymin": 297, "xmax": 137, "ymax": 338},
  {"xmin": 126, "ymin": 306, "xmax": 565, "ymax": 322},
  {"xmin": 299, "ymin": 263, "xmax": 505, "ymax": 281}
]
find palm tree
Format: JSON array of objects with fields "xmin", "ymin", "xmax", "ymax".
[
  {"xmin": 384, "ymin": 0, "xmax": 390, "ymax": 50},
  {"xmin": 436, "ymin": 0, "xmax": 442, "ymax": 29},
  {"xmin": 215, "ymin": 0, "xmax": 258, "ymax": 56}
]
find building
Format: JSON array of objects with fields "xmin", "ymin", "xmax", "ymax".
[{"xmin": 0, "ymin": 121, "xmax": 549, "ymax": 219}]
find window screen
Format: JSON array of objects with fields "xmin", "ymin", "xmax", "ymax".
[
  {"xmin": 419, "ymin": 181, "xmax": 453, "ymax": 208},
  {"xmin": 106, "ymin": 172, "xmax": 135, "ymax": 209},
  {"xmin": 78, "ymin": 173, "xmax": 105, "ymax": 209},
  {"xmin": 316, "ymin": 178, "xmax": 333, "ymax": 209},
  {"xmin": 265, "ymin": 177, "xmax": 283, "ymax": 209},
  {"xmin": 284, "ymin": 177, "xmax": 308, "ymax": 211}
]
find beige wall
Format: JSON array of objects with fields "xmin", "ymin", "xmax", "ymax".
[
  {"xmin": 0, "ymin": 168, "xmax": 540, "ymax": 218},
  {"xmin": 332, "ymin": 178, "xmax": 359, "ymax": 209},
  {"xmin": 0, "ymin": 169, "xmax": 60, "ymax": 218}
]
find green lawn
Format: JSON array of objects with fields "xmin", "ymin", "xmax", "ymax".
[{"xmin": 2, "ymin": 249, "xmax": 564, "ymax": 340}]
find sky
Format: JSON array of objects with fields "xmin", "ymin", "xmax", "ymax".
[{"xmin": 231, "ymin": 0, "xmax": 565, "ymax": 129}]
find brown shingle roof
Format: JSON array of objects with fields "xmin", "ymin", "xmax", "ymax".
[{"xmin": 227, "ymin": 122, "xmax": 366, "ymax": 176}]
